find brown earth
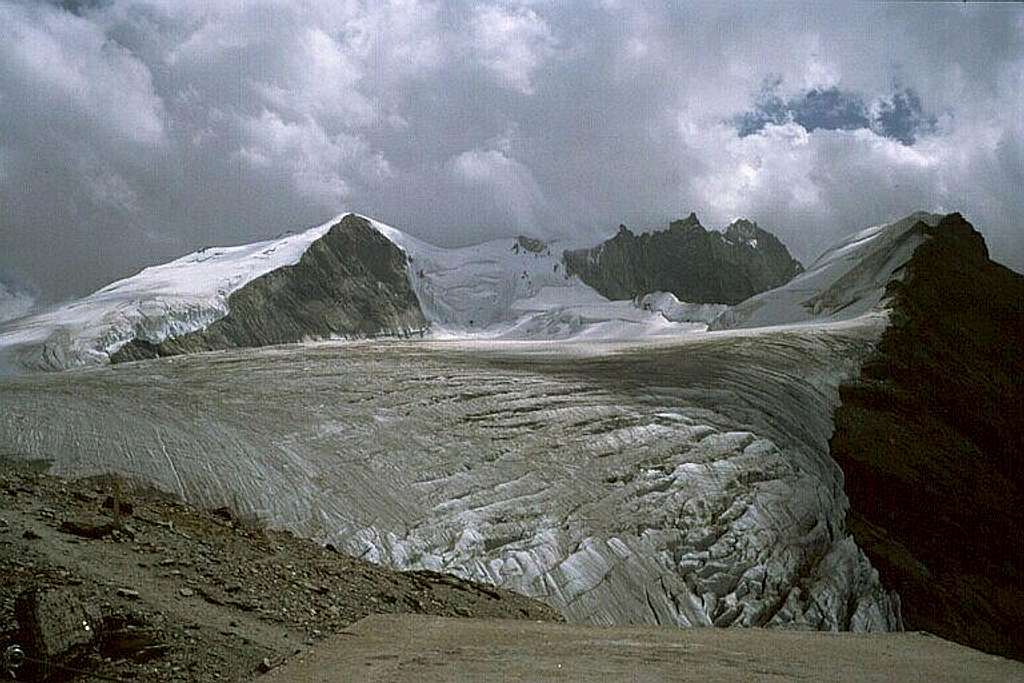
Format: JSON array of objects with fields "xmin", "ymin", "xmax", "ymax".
[
  {"xmin": 0, "ymin": 460, "xmax": 560, "ymax": 681},
  {"xmin": 268, "ymin": 613, "xmax": 1024, "ymax": 682}
]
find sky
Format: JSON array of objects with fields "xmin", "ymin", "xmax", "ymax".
[{"xmin": 1, "ymin": 0, "xmax": 1022, "ymax": 301}]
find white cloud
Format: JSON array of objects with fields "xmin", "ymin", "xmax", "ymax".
[
  {"xmin": 469, "ymin": 4, "xmax": 556, "ymax": 94},
  {"xmin": 450, "ymin": 147, "xmax": 547, "ymax": 231},
  {"xmin": 1, "ymin": 0, "xmax": 1022, "ymax": 299},
  {"xmin": 239, "ymin": 110, "xmax": 391, "ymax": 207},
  {"xmin": 674, "ymin": 110, "xmax": 1019, "ymax": 264},
  {"xmin": 0, "ymin": 2, "xmax": 165, "ymax": 146}
]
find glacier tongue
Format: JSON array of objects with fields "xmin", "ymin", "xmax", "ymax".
[{"xmin": 0, "ymin": 316, "xmax": 900, "ymax": 631}]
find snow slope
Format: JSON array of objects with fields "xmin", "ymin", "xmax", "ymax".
[
  {"xmin": 711, "ymin": 212, "xmax": 943, "ymax": 330},
  {"xmin": 369, "ymin": 218, "xmax": 700, "ymax": 340}
]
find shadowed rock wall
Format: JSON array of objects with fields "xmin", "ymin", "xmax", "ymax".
[
  {"xmin": 563, "ymin": 215, "xmax": 803, "ymax": 305},
  {"xmin": 830, "ymin": 213, "xmax": 1024, "ymax": 661}
]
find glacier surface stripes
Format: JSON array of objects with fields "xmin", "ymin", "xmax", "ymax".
[{"xmin": 0, "ymin": 321, "xmax": 899, "ymax": 630}]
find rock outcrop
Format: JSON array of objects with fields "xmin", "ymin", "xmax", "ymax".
[
  {"xmin": 110, "ymin": 215, "xmax": 427, "ymax": 362},
  {"xmin": 563, "ymin": 214, "xmax": 803, "ymax": 305},
  {"xmin": 829, "ymin": 213, "xmax": 1024, "ymax": 661}
]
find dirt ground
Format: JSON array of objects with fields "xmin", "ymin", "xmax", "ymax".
[
  {"xmin": 0, "ymin": 461, "xmax": 560, "ymax": 681},
  {"xmin": 270, "ymin": 613, "xmax": 1024, "ymax": 682}
]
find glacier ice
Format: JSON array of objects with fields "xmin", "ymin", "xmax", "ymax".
[{"xmin": 0, "ymin": 316, "xmax": 901, "ymax": 631}]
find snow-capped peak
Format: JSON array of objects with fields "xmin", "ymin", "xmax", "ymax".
[{"xmin": 0, "ymin": 214, "xmax": 349, "ymax": 369}]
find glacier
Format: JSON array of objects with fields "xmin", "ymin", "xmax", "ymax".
[
  {"xmin": 0, "ymin": 211, "xmax": 958, "ymax": 633},
  {"xmin": 0, "ymin": 319, "xmax": 901, "ymax": 631}
]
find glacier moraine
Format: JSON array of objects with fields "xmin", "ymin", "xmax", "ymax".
[{"xmin": 0, "ymin": 318, "xmax": 900, "ymax": 631}]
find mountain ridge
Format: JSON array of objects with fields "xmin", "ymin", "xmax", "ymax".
[
  {"xmin": 111, "ymin": 215, "xmax": 427, "ymax": 363},
  {"xmin": 829, "ymin": 212, "xmax": 1024, "ymax": 661},
  {"xmin": 0, "ymin": 212, "xmax": 804, "ymax": 371}
]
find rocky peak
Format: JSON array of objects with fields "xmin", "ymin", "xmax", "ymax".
[
  {"xmin": 669, "ymin": 212, "xmax": 703, "ymax": 233},
  {"xmin": 724, "ymin": 219, "xmax": 759, "ymax": 243},
  {"xmin": 563, "ymin": 215, "xmax": 803, "ymax": 304},
  {"xmin": 514, "ymin": 235, "xmax": 548, "ymax": 254},
  {"xmin": 919, "ymin": 212, "xmax": 989, "ymax": 264}
]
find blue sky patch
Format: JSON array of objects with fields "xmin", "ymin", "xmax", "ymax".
[{"xmin": 736, "ymin": 83, "xmax": 935, "ymax": 145}]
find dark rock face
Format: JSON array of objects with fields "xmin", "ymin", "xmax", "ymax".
[
  {"xmin": 562, "ymin": 214, "xmax": 803, "ymax": 304},
  {"xmin": 111, "ymin": 215, "xmax": 427, "ymax": 363},
  {"xmin": 829, "ymin": 213, "xmax": 1024, "ymax": 661}
]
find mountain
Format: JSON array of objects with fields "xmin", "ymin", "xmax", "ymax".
[
  {"xmin": 0, "ymin": 278, "xmax": 35, "ymax": 323},
  {"xmin": 111, "ymin": 214, "xmax": 426, "ymax": 362},
  {"xmin": 1, "ymin": 217, "xmax": 346, "ymax": 371},
  {"xmin": 0, "ymin": 210, "xmax": 1018, "ymax": 655},
  {"xmin": 0, "ymin": 212, "xmax": 951, "ymax": 634},
  {"xmin": 829, "ymin": 213, "xmax": 1024, "ymax": 661},
  {"xmin": 563, "ymin": 214, "xmax": 804, "ymax": 305},
  {"xmin": 0, "ymin": 214, "xmax": 745, "ymax": 371}
]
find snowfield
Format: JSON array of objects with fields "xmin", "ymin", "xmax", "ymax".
[
  {"xmin": 0, "ymin": 217, "xmax": 338, "ymax": 371},
  {"xmin": 369, "ymin": 215, "xmax": 703, "ymax": 341},
  {"xmin": 711, "ymin": 212, "xmax": 942, "ymax": 330}
]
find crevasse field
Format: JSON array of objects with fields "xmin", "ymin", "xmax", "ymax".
[{"xmin": 0, "ymin": 320, "xmax": 895, "ymax": 631}]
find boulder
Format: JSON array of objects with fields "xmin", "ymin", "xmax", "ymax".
[{"xmin": 15, "ymin": 587, "xmax": 102, "ymax": 678}]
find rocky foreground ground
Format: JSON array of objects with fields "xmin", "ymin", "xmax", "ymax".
[{"xmin": 0, "ymin": 460, "xmax": 560, "ymax": 681}]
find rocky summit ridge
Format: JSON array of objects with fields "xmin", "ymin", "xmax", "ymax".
[{"xmin": 563, "ymin": 214, "xmax": 803, "ymax": 305}]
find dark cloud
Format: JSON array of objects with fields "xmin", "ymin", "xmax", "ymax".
[{"xmin": 1, "ymin": 1, "xmax": 1022, "ymax": 301}]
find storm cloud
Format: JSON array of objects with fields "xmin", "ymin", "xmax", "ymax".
[{"xmin": 1, "ymin": 0, "xmax": 1022, "ymax": 300}]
